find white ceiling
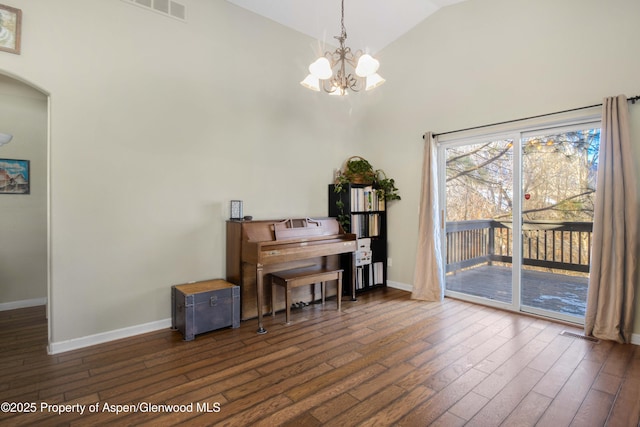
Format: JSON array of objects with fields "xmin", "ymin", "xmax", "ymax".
[{"xmin": 225, "ymin": 0, "xmax": 468, "ymax": 53}]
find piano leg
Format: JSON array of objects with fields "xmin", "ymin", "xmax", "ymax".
[{"xmin": 256, "ymin": 263, "xmax": 267, "ymax": 334}]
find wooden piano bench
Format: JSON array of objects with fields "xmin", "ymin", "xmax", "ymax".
[{"xmin": 270, "ymin": 266, "xmax": 343, "ymax": 324}]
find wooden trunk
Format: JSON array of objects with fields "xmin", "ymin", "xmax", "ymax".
[{"xmin": 171, "ymin": 279, "xmax": 240, "ymax": 341}]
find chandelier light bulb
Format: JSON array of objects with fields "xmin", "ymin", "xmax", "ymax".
[
  {"xmin": 365, "ymin": 73, "xmax": 385, "ymax": 91},
  {"xmin": 355, "ymin": 54, "xmax": 379, "ymax": 77},
  {"xmin": 308, "ymin": 57, "xmax": 333, "ymax": 80},
  {"xmin": 329, "ymin": 87, "xmax": 348, "ymax": 96},
  {"xmin": 300, "ymin": 74, "xmax": 321, "ymax": 91},
  {"xmin": 0, "ymin": 132, "xmax": 13, "ymax": 146}
]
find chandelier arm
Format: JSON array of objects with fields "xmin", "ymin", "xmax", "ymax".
[{"xmin": 321, "ymin": 79, "xmax": 337, "ymax": 94}]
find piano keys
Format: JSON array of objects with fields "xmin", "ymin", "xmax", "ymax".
[{"xmin": 226, "ymin": 217, "xmax": 357, "ymax": 333}]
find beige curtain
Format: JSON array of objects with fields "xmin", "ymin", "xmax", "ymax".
[
  {"xmin": 412, "ymin": 132, "xmax": 444, "ymax": 301},
  {"xmin": 585, "ymin": 95, "xmax": 639, "ymax": 343}
]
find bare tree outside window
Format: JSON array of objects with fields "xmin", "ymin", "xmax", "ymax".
[
  {"xmin": 443, "ymin": 128, "xmax": 600, "ymax": 318},
  {"xmin": 445, "ymin": 129, "xmax": 599, "ymax": 223}
]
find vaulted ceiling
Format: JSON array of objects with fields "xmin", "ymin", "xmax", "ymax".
[{"xmin": 225, "ymin": 0, "xmax": 468, "ymax": 53}]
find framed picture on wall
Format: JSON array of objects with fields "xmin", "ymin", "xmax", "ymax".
[
  {"xmin": 0, "ymin": 3, "xmax": 21, "ymax": 55},
  {"xmin": 0, "ymin": 159, "xmax": 30, "ymax": 194}
]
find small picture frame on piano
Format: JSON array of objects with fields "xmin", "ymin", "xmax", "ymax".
[{"xmin": 230, "ymin": 200, "xmax": 243, "ymax": 220}]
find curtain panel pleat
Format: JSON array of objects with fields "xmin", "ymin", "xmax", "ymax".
[
  {"xmin": 412, "ymin": 132, "xmax": 444, "ymax": 301},
  {"xmin": 584, "ymin": 95, "xmax": 638, "ymax": 343}
]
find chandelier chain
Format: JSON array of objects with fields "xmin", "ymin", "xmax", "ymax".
[{"xmin": 340, "ymin": 0, "xmax": 346, "ymax": 39}]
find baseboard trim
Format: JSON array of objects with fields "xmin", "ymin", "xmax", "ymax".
[
  {"xmin": 41, "ymin": 287, "xmax": 640, "ymax": 354},
  {"xmin": 48, "ymin": 318, "xmax": 172, "ymax": 355},
  {"xmin": 387, "ymin": 280, "xmax": 413, "ymax": 292},
  {"xmin": 0, "ymin": 297, "xmax": 47, "ymax": 311}
]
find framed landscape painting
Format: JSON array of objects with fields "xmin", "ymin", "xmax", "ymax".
[
  {"xmin": 0, "ymin": 158, "xmax": 30, "ymax": 194},
  {"xmin": 0, "ymin": 3, "xmax": 21, "ymax": 54}
]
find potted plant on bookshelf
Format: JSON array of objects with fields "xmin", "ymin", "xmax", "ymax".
[
  {"xmin": 337, "ymin": 156, "xmax": 376, "ymax": 185},
  {"xmin": 333, "ymin": 156, "xmax": 401, "ymax": 229},
  {"xmin": 374, "ymin": 170, "xmax": 400, "ymax": 202}
]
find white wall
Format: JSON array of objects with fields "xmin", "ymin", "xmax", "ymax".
[
  {"xmin": 0, "ymin": 75, "xmax": 47, "ymax": 307},
  {"xmin": 363, "ymin": 0, "xmax": 640, "ymax": 334},
  {"xmin": 0, "ymin": 0, "xmax": 371, "ymax": 349}
]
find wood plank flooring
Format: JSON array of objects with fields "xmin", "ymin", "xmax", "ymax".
[{"xmin": 1, "ymin": 288, "xmax": 639, "ymax": 426}]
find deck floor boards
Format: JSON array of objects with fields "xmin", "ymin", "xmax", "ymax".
[{"xmin": 446, "ymin": 264, "xmax": 588, "ymax": 317}]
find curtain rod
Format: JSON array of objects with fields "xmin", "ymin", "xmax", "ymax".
[{"xmin": 426, "ymin": 95, "xmax": 640, "ymax": 139}]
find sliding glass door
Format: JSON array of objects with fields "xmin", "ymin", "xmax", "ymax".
[
  {"xmin": 519, "ymin": 127, "xmax": 599, "ymax": 322},
  {"xmin": 443, "ymin": 137, "xmax": 516, "ymax": 309},
  {"xmin": 440, "ymin": 121, "xmax": 600, "ymax": 323}
]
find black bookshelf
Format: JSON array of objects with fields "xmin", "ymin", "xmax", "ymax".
[{"xmin": 329, "ymin": 183, "xmax": 387, "ymax": 298}]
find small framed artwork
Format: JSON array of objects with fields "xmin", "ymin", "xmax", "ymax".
[
  {"xmin": 230, "ymin": 200, "xmax": 243, "ymax": 220},
  {"xmin": 0, "ymin": 158, "xmax": 30, "ymax": 194},
  {"xmin": 0, "ymin": 3, "xmax": 21, "ymax": 55}
]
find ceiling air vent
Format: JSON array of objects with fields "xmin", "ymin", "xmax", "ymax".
[
  {"xmin": 123, "ymin": 0, "xmax": 186, "ymax": 22},
  {"xmin": 170, "ymin": 2, "xmax": 186, "ymax": 20},
  {"xmin": 153, "ymin": 0, "xmax": 169, "ymax": 13}
]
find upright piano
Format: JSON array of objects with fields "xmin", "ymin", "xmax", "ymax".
[{"xmin": 226, "ymin": 217, "xmax": 357, "ymax": 333}]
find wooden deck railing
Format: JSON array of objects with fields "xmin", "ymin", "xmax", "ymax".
[{"xmin": 446, "ymin": 220, "xmax": 593, "ymax": 273}]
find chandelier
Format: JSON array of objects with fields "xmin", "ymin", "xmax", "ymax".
[{"xmin": 300, "ymin": 0, "xmax": 385, "ymax": 96}]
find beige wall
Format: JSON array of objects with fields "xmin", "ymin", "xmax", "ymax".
[
  {"xmin": 361, "ymin": 0, "xmax": 640, "ymax": 336},
  {"xmin": 0, "ymin": 75, "xmax": 47, "ymax": 306}
]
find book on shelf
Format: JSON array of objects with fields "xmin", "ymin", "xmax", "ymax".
[
  {"xmin": 373, "ymin": 262, "xmax": 384, "ymax": 284},
  {"xmin": 350, "ymin": 213, "xmax": 381, "ymax": 238},
  {"xmin": 350, "ymin": 186, "xmax": 384, "ymax": 212},
  {"xmin": 355, "ymin": 264, "xmax": 372, "ymax": 290},
  {"xmin": 355, "ymin": 266, "xmax": 364, "ymax": 290},
  {"xmin": 354, "ymin": 262, "xmax": 384, "ymax": 289}
]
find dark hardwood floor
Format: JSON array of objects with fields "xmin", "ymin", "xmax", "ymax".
[{"xmin": 1, "ymin": 288, "xmax": 639, "ymax": 426}]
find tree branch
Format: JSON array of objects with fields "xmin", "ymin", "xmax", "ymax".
[{"xmin": 447, "ymin": 145, "xmax": 511, "ymax": 182}]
